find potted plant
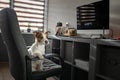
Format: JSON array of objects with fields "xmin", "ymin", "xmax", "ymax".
[{"xmin": 27, "ymin": 22, "xmax": 31, "ymax": 32}]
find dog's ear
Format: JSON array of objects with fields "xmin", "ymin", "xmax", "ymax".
[
  {"xmin": 33, "ymin": 31, "xmax": 38, "ymax": 37},
  {"xmin": 33, "ymin": 31, "xmax": 41, "ymax": 37},
  {"xmin": 45, "ymin": 31, "xmax": 50, "ymax": 34},
  {"xmin": 45, "ymin": 31, "xmax": 50, "ymax": 38}
]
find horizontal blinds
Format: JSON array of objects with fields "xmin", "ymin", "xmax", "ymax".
[
  {"xmin": 14, "ymin": 0, "xmax": 45, "ymax": 31},
  {"xmin": 0, "ymin": 0, "xmax": 10, "ymax": 11}
]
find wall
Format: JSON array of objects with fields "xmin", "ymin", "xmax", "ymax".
[
  {"xmin": 47, "ymin": 0, "xmax": 100, "ymax": 34},
  {"xmin": 110, "ymin": 0, "xmax": 120, "ymax": 38},
  {"xmin": 48, "ymin": 0, "xmax": 120, "ymax": 38}
]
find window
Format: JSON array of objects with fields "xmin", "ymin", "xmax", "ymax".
[
  {"xmin": 14, "ymin": 0, "xmax": 45, "ymax": 32},
  {"xmin": 0, "ymin": 0, "xmax": 10, "ymax": 11},
  {"xmin": 0, "ymin": 0, "xmax": 46, "ymax": 32}
]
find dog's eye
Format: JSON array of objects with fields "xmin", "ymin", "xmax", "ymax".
[{"xmin": 38, "ymin": 36, "xmax": 43, "ymax": 39}]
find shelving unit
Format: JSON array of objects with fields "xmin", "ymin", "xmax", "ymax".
[
  {"xmin": 48, "ymin": 36, "xmax": 91, "ymax": 80},
  {"xmin": 48, "ymin": 36, "xmax": 120, "ymax": 80}
]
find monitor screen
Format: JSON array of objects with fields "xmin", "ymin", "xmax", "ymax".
[{"xmin": 76, "ymin": 0, "xmax": 109, "ymax": 30}]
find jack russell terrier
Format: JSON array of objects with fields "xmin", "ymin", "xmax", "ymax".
[{"xmin": 28, "ymin": 31, "xmax": 49, "ymax": 71}]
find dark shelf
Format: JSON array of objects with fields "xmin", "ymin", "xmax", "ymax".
[
  {"xmin": 64, "ymin": 60, "xmax": 73, "ymax": 65},
  {"xmin": 73, "ymin": 67, "xmax": 88, "ymax": 80},
  {"xmin": 96, "ymin": 74, "xmax": 115, "ymax": 80},
  {"xmin": 74, "ymin": 42, "xmax": 90, "ymax": 61},
  {"xmin": 74, "ymin": 59, "xmax": 89, "ymax": 71}
]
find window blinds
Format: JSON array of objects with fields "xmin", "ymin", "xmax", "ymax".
[
  {"xmin": 14, "ymin": 0, "xmax": 45, "ymax": 31},
  {"xmin": 0, "ymin": 0, "xmax": 10, "ymax": 11}
]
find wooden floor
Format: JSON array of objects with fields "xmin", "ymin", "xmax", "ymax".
[
  {"xmin": 0, "ymin": 62, "xmax": 14, "ymax": 80},
  {"xmin": 0, "ymin": 62, "xmax": 55, "ymax": 80}
]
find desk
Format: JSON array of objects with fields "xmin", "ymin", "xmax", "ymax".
[{"xmin": 48, "ymin": 35, "xmax": 120, "ymax": 80}]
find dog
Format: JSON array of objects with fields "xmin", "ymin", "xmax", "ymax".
[{"xmin": 28, "ymin": 31, "xmax": 49, "ymax": 71}]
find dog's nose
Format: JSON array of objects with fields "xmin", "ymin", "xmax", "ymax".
[{"xmin": 45, "ymin": 40, "xmax": 48, "ymax": 44}]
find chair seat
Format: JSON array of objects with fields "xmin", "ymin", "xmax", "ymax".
[{"xmin": 32, "ymin": 59, "xmax": 62, "ymax": 80}]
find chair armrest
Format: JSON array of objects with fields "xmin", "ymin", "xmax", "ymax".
[
  {"xmin": 26, "ymin": 55, "xmax": 39, "ymax": 61},
  {"xmin": 44, "ymin": 53, "xmax": 60, "ymax": 58},
  {"xmin": 26, "ymin": 46, "xmax": 31, "ymax": 49},
  {"xmin": 44, "ymin": 53, "xmax": 64, "ymax": 68}
]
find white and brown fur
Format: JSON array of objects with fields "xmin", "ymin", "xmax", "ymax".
[{"xmin": 28, "ymin": 31, "xmax": 49, "ymax": 71}]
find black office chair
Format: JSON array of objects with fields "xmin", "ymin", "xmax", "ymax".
[{"xmin": 0, "ymin": 8, "xmax": 64, "ymax": 80}]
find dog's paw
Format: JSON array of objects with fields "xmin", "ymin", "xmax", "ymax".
[
  {"xmin": 37, "ymin": 66, "xmax": 44, "ymax": 71},
  {"xmin": 38, "ymin": 55, "xmax": 44, "ymax": 60}
]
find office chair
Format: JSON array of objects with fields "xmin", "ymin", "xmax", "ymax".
[{"xmin": 0, "ymin": 8, "xmax": 64, "ymax": 80}]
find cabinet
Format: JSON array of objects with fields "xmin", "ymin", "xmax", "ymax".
[
  {"xmin": 49, "ymin": 36, "xmax": 120, "ymax": 80},
  {"xmin": 95, "ymin": 40, "xmax": 120, "ymax": 80}
]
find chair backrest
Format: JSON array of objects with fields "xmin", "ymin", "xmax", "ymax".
[{"xmin": 0, "ymin": 8, "xmax": 29, "ymax": 80}]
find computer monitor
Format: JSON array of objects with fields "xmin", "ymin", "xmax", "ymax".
[{"xmin": 76, "ymin": 0, "xmax": 109, "ymax": 35}]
